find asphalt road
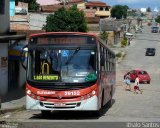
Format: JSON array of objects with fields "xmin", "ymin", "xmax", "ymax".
[{"xmin": 1, "ymin": 25, "xmax": 160, "ymax": 128}]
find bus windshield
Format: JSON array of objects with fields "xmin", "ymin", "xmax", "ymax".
[
  {"xmin": 152, "ymin": 26, "xmax": 159, "ymax": 30},
  {"xmin": 28, "ymin": 48, "xmax": 97, "ymax": 83}
]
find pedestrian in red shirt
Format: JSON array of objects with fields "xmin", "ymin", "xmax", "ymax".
[{"xmin": 134, "ymin": 75, "xmax": 143, "ymax": 94}]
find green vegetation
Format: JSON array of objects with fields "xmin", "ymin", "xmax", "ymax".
[
  {"xmin": 28, "ymin": 0, "xmax": 39, "ymax": 11},
  {"xmin": 16, "ymin": 0, "xmax": 39, "ymax": 11},
  {"xmin": 116, "ymin": 52, "xmax": 122, "ymax": 58},
  {"xmin": 111, "ymin": 5, "xmax": 129, "ymax": 19},
  {"xmin": 146, "ymin": 7, "xmax": 151, "ymax": 12},
  {"xmin": 155, "ymin": 16, "xmax": 160, "ymax": 24},
  {"xmin": 99, "ymin": 31, "xmax": 108, "ymax": 44},
  {"xmin": 116, "ymin": 51, "xmax": 126, "ymax": 61},
  {"xmin": 121, "ymin": 37, "xmax": 128, "ymax": 47},
  {"xmin": 43, "ymin": 5, "xmax": 88, "ymax": 32}
]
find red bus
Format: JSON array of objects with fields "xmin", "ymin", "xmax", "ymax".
[{"xmin": 22, "ymin": 32, "xmax": 116, "ymax": 116}]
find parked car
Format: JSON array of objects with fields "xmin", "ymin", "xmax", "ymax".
[
  {"xmin": 151, "ymin": 26, "xmax": 159, "ymax": 33},
  {"xmin": 124, "ymin": 70, "xmax": 151, "ymax": 84},
  {"xmin": 145, "ymin": 48, "xmax": 156, "ymax": 56}
]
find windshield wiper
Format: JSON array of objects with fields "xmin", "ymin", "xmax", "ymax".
[{"xmin": 65, "ymin": 47, "xmax": 80, "ymax": 65}]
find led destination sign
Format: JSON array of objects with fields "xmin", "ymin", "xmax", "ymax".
[
  {"xmin": 33, "ymin": 75, "xmax": 59, "ymax": 81},
  {"xmin": 30, "ymin": 35, "xmax": 96, "ymax": 45}
]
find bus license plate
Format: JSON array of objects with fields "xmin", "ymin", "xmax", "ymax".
[{"xmin": 54, "ymin": 103, "xmax": 66, "ymax": 107}]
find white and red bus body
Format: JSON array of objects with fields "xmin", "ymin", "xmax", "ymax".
[{"xmin": 25, "ymin": 32, "xmax": 116, "ymax": 112}]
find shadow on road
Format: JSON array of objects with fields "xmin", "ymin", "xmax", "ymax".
[
  {"xmin": 1, "ymin": 87, "xmax": 25, "ymax": 103},
  {"xmin": 29, "ymin": 99, "xmax": 115, "ymax": 120}
]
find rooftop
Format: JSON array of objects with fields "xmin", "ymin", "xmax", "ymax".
[
  {"xmin": 36, "ymin": 0, "xmax": 60, "ymax": 6},
  {"xmin": 85, "ymin": 1, "xmax": 110, "ymax": 7}
]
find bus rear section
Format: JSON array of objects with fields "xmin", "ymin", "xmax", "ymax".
[{"xmin": 24, "ymin": 32, "xmax": 116, "ymax": 115}]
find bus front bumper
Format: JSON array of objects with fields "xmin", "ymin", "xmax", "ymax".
[{"xmin": 26, "ymin": 95, "xmax": 99, "ymax": 111}]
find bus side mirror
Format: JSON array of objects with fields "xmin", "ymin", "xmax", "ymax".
[
  {"xmin": 100, "ymin": 55, "xmax": 105, "ymax": 66},
  {"xmin": 21, "ymin": 45, "xmax": 28, "ymax": 70}
]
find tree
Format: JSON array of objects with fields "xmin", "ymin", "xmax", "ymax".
[
  {"xmin": 111, "ymin": 5, "xmax": 129, "ymax": 19},
  {"xmin": 155, "ymin": 16, "xmax": 160, "ymax": 24},
  {"xmin": 146, "ymin": 7, "xmax": 151, "ymax": 12},
  {"xmin": 43, "ymin": 5, "xmax": 88, "ymax": 32},
  {"xmin": 15, "ymin": 0, "xmax": 39, "ymax": 11},
  {"xmin": 99, "ymin": 31, "xmax": 108, "ymax": 44},
  {"xmin": 28, "ymin": 0, "xmax": 39, "ymax": 11}
]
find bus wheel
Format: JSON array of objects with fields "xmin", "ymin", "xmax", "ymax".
[
  {"xmin": 92, "ymin": 110, "xmax": 101, "ymax": 117},
  {"xmin": 101, "ymin": 90, "xmax": 104, "ymax": 108},
  {"xmin": 41, "ymin": 110, "xmax": 51, "ymax": 117},
  {"xmin": 92, "ymin": 91, "xmax": 104, "ymax": 117},
  {"xmin": 107, "ymin": 98, "xmax": 112, "ymax": 108}
]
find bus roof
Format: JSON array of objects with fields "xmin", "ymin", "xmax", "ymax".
[{"xmin": 29, "ymin": 32, "xmax": 97, "ymax": 38}]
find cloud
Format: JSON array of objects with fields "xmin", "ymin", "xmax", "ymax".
[{"xmin": 116, "ymin": 0, "xmax": 147, "ymax": 3}]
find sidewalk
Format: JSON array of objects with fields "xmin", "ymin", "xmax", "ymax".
[{"xmin": 0, "ymin": 88, "xmax": 25, "ymax": 114}]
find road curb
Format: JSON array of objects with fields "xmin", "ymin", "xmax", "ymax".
[{"xmin": 0, "ymin": 105, "xmax": 25, "ymax": 115}]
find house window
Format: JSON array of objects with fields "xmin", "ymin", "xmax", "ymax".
[
  {"xmin": 100, "ymin": 7, "xmax": 103, "ymax": 11},
  {"xmin": 105, "ymin": 7, "xmax": 109, "ymax": 11},
  {"xmin": 86, "ymin": 6, "xmax": 90, "ymax": 9},
  {"xmin": 0, "ymin": 0, "xmax": 5, "ymax": 14},
  {"xmin": 93, "ymin": 7, "xmax": 97, "ymax": 10},
  {"xmin": 15, "ymin": 0, "xmax": 18, "ymax": 6}
]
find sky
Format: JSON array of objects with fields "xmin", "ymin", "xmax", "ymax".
[{"xmin": 102, "ymin": 0, "xmax": 160, "ymax": 10}]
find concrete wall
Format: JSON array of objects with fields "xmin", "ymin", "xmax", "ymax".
[
  {"xmin": 0, "ymin": 0, "xmax": 9, "ymax": 95},
  {"xmin": 0, "ymin": 0, "xmax": 10, "ymax": 34},
  {"xmin": 10, "ymin": 15, "xmax": 29, "ymax": 30},
  {"xmin": 29, "ymin": 13, "xmax": 49, "ymax": 30},
  {"xmin": 0, "ymin": 43, "xmax": 8, "ymax": 95}
]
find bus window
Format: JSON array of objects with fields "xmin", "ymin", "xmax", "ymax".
[
  {"xmin": 61, "ymin": 50, "xmax": 97, "ymax": 83},
  {"xmin": 29, "ymin": 49, "xmax": 97, "ymax": 82}
]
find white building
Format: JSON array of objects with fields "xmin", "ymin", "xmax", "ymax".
[{"xmin": 140, "ymin": 8, "xmax": 147, "ymax": 13}]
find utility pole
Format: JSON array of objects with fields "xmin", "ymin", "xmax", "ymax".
[
  {"xmin": 63, "ymin": 0, "xmax": 66, "ymax": 7},
  {"xmin": 128, "ymin": 19, "xmax": 132, "ymax": 32}
]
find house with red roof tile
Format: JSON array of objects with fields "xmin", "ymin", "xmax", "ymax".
[{"xmin": 85, "ymin": 1, "xmax": 111, "ymax": 18}]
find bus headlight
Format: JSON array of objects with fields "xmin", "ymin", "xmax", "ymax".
[
  {"xmin": 26, "ymin": 89, "xmax": 40, "ymax": 100},
  {"xmin": 80, "ymin": 89, "xmax": 97, "ymax": 101},
  {"xmin": 92, "ymin": 90, "xmax": 96, "ymax": 95},
  {"xmin": 27, "ymin": 90, "xmax": 31, "ymax": 95}
]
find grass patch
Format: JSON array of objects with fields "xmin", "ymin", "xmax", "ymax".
[
  {"xmin": 116, "ymin": 52, "xmax": 122, "ymax": 58},
  {"xmin": 121, "ymin": 37, "xmax": 128, "ymax": 47}
]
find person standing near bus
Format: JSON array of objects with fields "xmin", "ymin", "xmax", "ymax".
[{"xmin": 134, "ymin": 75, "xmax": 143, "ymax": 94}]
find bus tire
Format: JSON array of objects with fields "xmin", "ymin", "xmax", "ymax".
[
  {"xmin": 101, "ymin": 90, "xmax": 104, "ymax": 108},
  {"xmin": 92, "ymin": 90, "xmax": 104, "ymax": 117},
  {"xmin": 92, "ymin": 110, "xmax": 101, "ymax": 117},
  {"xmin": 41, "ymin": 110, "xmax": 51, "ymax": 117},
  {"xmin": 107, "ymin": 98, "xmax": 112, "ymax": 108}
]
